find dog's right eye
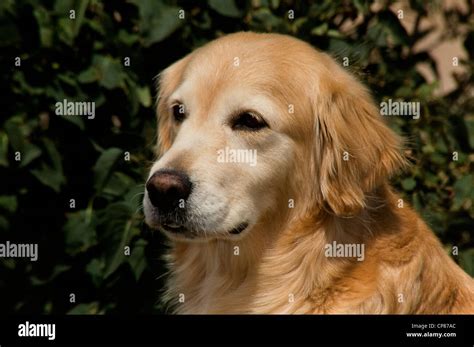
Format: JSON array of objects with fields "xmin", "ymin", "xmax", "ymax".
[
  {"xmin": 231, "ymin": 111, "xmax": 268, "ymax": 131},
  {"xmin": 171, "ymin": 103, "xmax": 186, "ymax": 122}
]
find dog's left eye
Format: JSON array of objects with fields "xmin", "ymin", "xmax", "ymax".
[
  {"xmin": 171, "ymin": 103, "xmax": 186, "ymax": 122},
  {"xmin": 232, "ymin": 112, "xmax": 268, "ymax": 131}
]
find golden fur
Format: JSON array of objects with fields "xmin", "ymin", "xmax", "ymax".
[{"xmin": 148, "ymin": 32, "xmax": 474, "ymax": 313}]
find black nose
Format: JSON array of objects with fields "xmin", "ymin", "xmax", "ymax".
[{"xmin": 146, "ymin": 169, "xmax": 192, "ymax": 212}]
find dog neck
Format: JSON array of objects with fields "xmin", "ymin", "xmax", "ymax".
[
  {"xmin": 164, "ymin": 185, "xmax": 398, "ymax": 313},
  {"xmin": 163, "ymin": 211, "xmax": 285, "ymax": 313}
]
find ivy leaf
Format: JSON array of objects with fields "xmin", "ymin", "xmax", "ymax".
[
  {"xmin": 452, "ymin": 174, "xmax": 474, "ymax": 211},
  {"xmin": 459, "ymin": 249, "xmax": 474, "ymax": 277},
  {"xmin": 464, "ymin": 116, "xmax": 474, "ymax": 149},
  {"xmin": 131, "ymin": 0, "xmax": 183, "ymax": 47},
  {"xmin": 208, "ymin": 0, "xmax": 241, "ymax": 18},
  {"xmin": 2, "ymin": 117, "xmax": 41, "ymax": 167},
  {"xmin": 30, "ymin": 161, "xmax": 63, "ymax": 192},
  {"xmin": 4, "ymin": 117, "xmax": 25, "ymax": 153},
  {"xmin": 20, "ymin": 143, "xmax": 42, "ymax": 168},
  {"xmin": 354, "ymin": 0, "xmax": 369, "ymax": 15},
  {"xmin": 42, "ymin": 138, "xmax": 63, "ymax": 172},
  {"xmin": 98, "ymin": 202, "xmax": 140, "ymax": 278},
  {"xmin": 55, "ymin": 0, "xmax": 88, "ymax": 43},
  {"xmin": 0, "ymin": 132, "xmax": 9, "ymax": 167},
  {"xmin": 77, "ymin": 66, "xmax": 99, "ymax": 84},
  {"xmin": 128, "ymin": 239, "xmax": 147, "ymax": 281},
  {"xmin": 67, "ymin": 302, "xmax": 99, "ymax": 315},
  {"xmin": 57, "ymin": 18, "xmax": 75, "ymax": 45},
  {"xmin": 0, "ymin": 215, "xmax": 10, "ymax": 231},
  {"xmin": 136, "ymin": 86, "xmax": 152, "ymax": 107},
  {"xmin": 401, "ymin": 177, "xmax": 417, "ymax": 191},
  {"xmin": 102, "ymin": 172, "xmax": 136, "ymax": 198},
  {"xmin": 30, "ymin": 264, "xmax": 71, "ymax": 286},
  {"xmin": 93, "ymin": 147, "xmax": 123, "ymax": 193},
  {"xmin": 58, "ymin": 114, "xmax": 85, "ymax": 130},
  {"xmin": 64, "ymin": 211, "xmax": 97, "ymax": 255},
  {"xmin": 0, "ymin": 195, "xmax": 17, "ymax": 213},
  {"xmin": 73, "ymin": 0, "xmax": 89, "ymax": 38},
  {"xmin": 33, "ymin": 6, "xmax": 53, "ymax": 47},
  {"xmin": 86, "ymin": 258, "xmax": 105, "ymax": 287},
  {"xmin": 93, "ymin": 56, "xmax": 126, "ymax": 90},
  {"xmin": 30, "ymin": 138, "xmax": 65, "ymax": 192}
]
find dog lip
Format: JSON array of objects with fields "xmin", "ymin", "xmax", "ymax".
[
  {"xmin": 165, "ymin": 222, "xmax": 181, "ymax": 228},
  {"xmin": 162, "ymin": 223, "xmax": 186, "ymax": 233},
  {"xmin": 229, "ymin": 222, "xmax": 249, "ymax": 235},
  {"xmin": 159, "ymin": 222, "xmax": 249, "ymax": 237}
]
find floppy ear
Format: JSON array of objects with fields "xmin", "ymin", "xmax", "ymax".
[
  {"xmin": 313, "ymin": 72, "xmax": 407, "ymax": 216},
  {"xmin": 155, "ymin": 56, "xmax": 191, "ymax": 156}
]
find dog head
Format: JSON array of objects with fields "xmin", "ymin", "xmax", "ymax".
[{"xmin": 143, "ymin": 32, "xmax": 406, "ymax": 241}]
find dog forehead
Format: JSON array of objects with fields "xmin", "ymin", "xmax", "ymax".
[
  {"xmin": 176, "ymin": 50, "xmax": 297, "ymax": 101},
  {"xmin": 181, "ymin": 34, "xmax": 305, "ymax": 87},
  {"xmin": 184, "ymin": 53, "xmax": 261, "ymax": 89},
  {"xmin": 171, "ymin": 55, "xmax": 278, "ymax": 115}
]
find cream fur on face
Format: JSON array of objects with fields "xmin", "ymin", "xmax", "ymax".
[{"xmin": 144, "ymin": 32, "xmax": 474, "ymax": 314}]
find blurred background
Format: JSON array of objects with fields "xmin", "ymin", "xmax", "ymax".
[{"xmin": 0, "ymin": 0, "xmax": 472, "ymax": 314}]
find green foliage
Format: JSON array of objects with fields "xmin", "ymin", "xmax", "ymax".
[{"xmin": 0, "ymin": 0, "xmax": 473, "ymax": 314}]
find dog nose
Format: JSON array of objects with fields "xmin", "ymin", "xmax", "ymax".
[{"xmin": 146, "ymin": 169, "xmax": 192, "ymax": 211}]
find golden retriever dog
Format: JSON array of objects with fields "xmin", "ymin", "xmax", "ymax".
[{"xmin": 143, "ymin": 32, "xmax": 474, "ymax": 314}]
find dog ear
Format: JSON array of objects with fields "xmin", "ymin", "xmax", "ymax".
[
  {"xmin": 155, "ymin": 56, "xmax": 191, "ymax": 156},
  {"xmin": 313, "ymin": 71, "xmax": 407, "ymax": 216}
]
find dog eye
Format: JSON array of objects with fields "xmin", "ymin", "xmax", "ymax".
[
  {"xmin": 232, "ymin": 112, "xmax": 268, "ymax": 131},
  {"xmin": 171, "ymin": 103, "xmax": 186, "ymax": 122}
]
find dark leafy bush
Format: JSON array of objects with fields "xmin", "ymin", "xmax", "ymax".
[{"xmin": 0, "ymin": 0, "xmax": 472, "ymax": 314}]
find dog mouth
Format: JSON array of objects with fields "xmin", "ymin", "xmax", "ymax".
[
  {"xmin": 159, "ymin": 221, "xmax": 249, "ymax": 237},
  {"xmin": 228, "ymin": 222, "xmax": 249, "ymax": 235},
  {"xmin": 161, "ymin": 222, "xmax": 186, "ymax": 233}
]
